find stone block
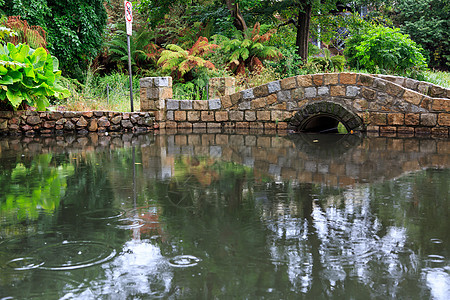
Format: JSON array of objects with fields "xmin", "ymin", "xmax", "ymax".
[
  {"xmin": 388, "ymin": 113, "xmax": 404, "ymax": 125},
  {"xmin": 166, "ymin": 99, "xmax": 179, "ymax": 110},
  {"xmin": 420, "ymin": 113, "xmax": 437, "ymax": 126},
  {"xmin": 318, "ymin": 86, "xmax": 329, "ymax": 96},
  {"xmin": 193, "ymin": 100, "xmax": 208, "ymax": 110},
  {"xmin": 330, "ymin": 86, "xmax": 345, "ymax": 96},
  {"xmin": 209, "ymin": 98, "xmax": 221, "ymax": 110},
  {"xmin": 432, "ymin": 99, "xmax": 450, "ymax": 112},
  {"xmin": 187, "ymin": 111, "xmax": 200, "ymax": 122},
  {"xmin": 180, "ymin": 100, "xmax": 193, "ymax": 110},
  {"xmin": 430, "ymin": 85, "xmax": 445, "ymax": 97},
  {"xmin": 361, "ymin": 87, "xmax": 376, "ymax": 100},
  {"xmin": 281, "ymin": 77, "xmax": 297, "ymax": 90},
  {"xmin": 291, "ymin": 87, "xmax": 304, "ymax": 100},
  {"xmin": 251, "ymin": 97, "xmax": 266, "ymax": 109},
  {"xmin": 166, "ymin": 111, "xmax": 174, "ymax": 121},
  {"xmin": 215, "ymin": 111, "xmax": 228, "ymax": 122},
  {"xmin": 358, "ymin": 74, "xmax": 374, "ymax": 86},
  {"xmin": 312, "ymin": 74, "xmax": 323, "ymax": 85},
  {"xmin": 297, "ymin": 75, "xmax": 313, "ymax": 87},
  {"xmin": 369, "ymin": 112, "xmax": 387, "ymax": 125},
  {"xmin": 221, "ymin": 95, "xmax": 232, "ymax": 109},
  {"xmin": 277, "ymin": 90, "xmax": 291, "ymax": 102},
  {"xmin": 253, "ymin": 85, "xmax": 269, "ymax": 98},
  {"xmin": 257, "ymin": 111, "xmax": 271, "ymax": 121},
  {"xmin": 76, "ymin": 116, "xmax": 88, "ymax": 127},
  {"xmin": 403, "ymin": 89, "xmax": 423, "ymax": 106},
  {"xmin": 27, "ymin": 116, "xmax": 41, "ymax": 125},
  {"xmin": 230, "ymin": 92, "xmax": 242, "ymax": 105},
  {"xmin": 438, "ymin": 113, "xmax": 450, "ymax": 126},
  {"xmin": 239, "ymin": 101, "xmax": 251, "ymax": 110},
  {"xmin": 241, "ymin": 89, "xmax": 254, "ymax": 100},
  {"xmin": 386, "ymin": 82, "xmax": 404, "ymax": 97},
  {"xmin": 340, "ymin": 73, "xmax": 357, "ymax": 84},
  {"xmin": 353, "ymin": 99, "xmax": 368, "ymax": 111},
  {"xmin": 267, "ymin": 81, "xmax": 281, "ymax": 93},
  {"xmin": 174, "ymin": 111, "xmax": 186, "ymax": 121},
  {"xmin": 324, "ymin": 73, "xmax": 339, "ymax": 85},
  {"xmin": 267, "ymin": 94, "xmax": 277, "ymax": 105},
  {"xmin": 305, "ymin": 87, "xmax": 317, "ymax": 98},
  {"xmin": 346, "ymin": 86, "xmax": 360, "ymax": 97},
  {"xmin": 405, "ymin": 113, "xmax": 420, "ymax": 125},
  {"xmin": 245, "ymin": 111, "xmax": 256, "ymax": 121},
  {"xmin": 201, "ymin": 111, "xmax": 215, "ymax": 122},
  {"xmin": 229, "ymin": 111, "xmax": 244, "ymax": 121}
]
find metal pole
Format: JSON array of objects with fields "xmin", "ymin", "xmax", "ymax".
[
  {"xmin": 106, "ymin": 83, "xmax": 110, "ymax": 105},
  {"xmin": 127, "ymin": 35, "xmax": 134, "ymax": 112}
]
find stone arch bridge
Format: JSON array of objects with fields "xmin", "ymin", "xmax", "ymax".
[{"xmin": 140, "ymin": 73, "xmax": 450, "ymax": 137}]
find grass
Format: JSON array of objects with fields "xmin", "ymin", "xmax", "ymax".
[
  {"xmin": 423, "ymin": 70, "xmax": 450, "ymax": 88},
  {"xmin": 56, "ymin": 72, "xmax": 140, "ymax": 112}
]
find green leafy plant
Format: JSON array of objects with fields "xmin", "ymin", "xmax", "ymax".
[
  {"xmin": 0, "ymin": 42, "xmax": 70, "ymax": 110},
  {"xmin": 158, "ymin": 36, "xmax": 218, "ymax": 81},
  {"xmin": 215, "ymin": 22, "xmax": 282, "ymax": 75},
  {"xmin": 106, "ymin": 26, "xmax": 161, "ymax": 73},
  {"xmin": 308, "ymin": 48, "xmax": 346, "ymax": 72},
  {"xmin": 344, "ymin": 25, "xmax": 427, "ymax": 74}
]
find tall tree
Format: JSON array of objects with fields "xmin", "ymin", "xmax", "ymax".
[{"xmin": 0, "ymin": 0, "xmax": 107, "ymax": 81}]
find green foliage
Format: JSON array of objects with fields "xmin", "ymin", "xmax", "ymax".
[
  {"xmin": 173, "ymin": 76, "xmax": 209, "ymax": 100},
  {"xmin": 1, "ymin": 0, "xmax": 108, "ymax": 81},
  {"xmin": 214, "ymin": 23, "xmax": 282, "ymax": 74},
  {"xmin": 308, "ymin": 48, "xmax": 346, "ymax": 72},
  {"xmin": 106, "ymin": 26, "xmax": 160, "ymax": 73},
  {"xmin": 344, "ymin": 25, "xmax": 427, "ymax": 74},
  {"xmin": 158, "ymin": 37, "xmax": 218, "ymax": 80},
  {"xmin": 0, "ymin": 42, "xmax": 70, "ymax": 110},
  {"xmin": 0, "ymin": 154, "xmax": 74, "ymax": 221},
  {"xmin": 394, "ymin": 0, "xmax": 450, "ymax": 70}
]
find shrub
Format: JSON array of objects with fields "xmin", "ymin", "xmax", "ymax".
[
  {"xmin": 0, "ymin": 43, "xmax": 70, "ymax": 110},
  {"xmin": 344, "ymin": 25, "xmax": 427, "ymax": 74}
]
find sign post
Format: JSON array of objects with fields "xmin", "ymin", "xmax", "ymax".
[{"xmin": 124, "ymin": 1, "xmax": 134, "ymax": 112}]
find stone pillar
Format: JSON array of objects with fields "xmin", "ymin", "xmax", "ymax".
[
  {"xmin": 208, "ymin": 77, "xmax": 235, "ymax": 99},
  {"xmin": 139, "ymin": 77, "xmax": 173, "ymax": 117}
]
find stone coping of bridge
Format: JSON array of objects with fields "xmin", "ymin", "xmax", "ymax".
[{"xmin": 139, "ymin": 73, "xmax": 450, "ymax": 137}]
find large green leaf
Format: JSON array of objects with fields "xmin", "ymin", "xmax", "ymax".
[
  {"xmin": 6, "ymin": 89, "xmax": 23, "ymax": 108},
  {"xmin": 0, "ymin": 75, "xmax": 13, "ymax": 85}
]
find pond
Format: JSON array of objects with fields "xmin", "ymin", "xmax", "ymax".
[{"xmin": 0, "ymin": 131, "xmax": 449, "ymax": 299}]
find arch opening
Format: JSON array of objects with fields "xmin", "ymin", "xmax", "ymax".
[
  {"xmin": 301, "ymin": 115, "xmax": 344, "ymax": 133},
  {"xmin": 288, "ymin": 101, "xmax": 363, "ymax": 133}
]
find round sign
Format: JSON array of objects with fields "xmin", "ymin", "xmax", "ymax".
[{"xmin": 125, "ymin": 1, "xmax": 132, "ymax": 22}]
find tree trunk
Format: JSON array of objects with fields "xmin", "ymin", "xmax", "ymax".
[
  {"xmin": 224, "ymin": 0, "xmax": 247, "ymax": 32},
  {"xmin": 296, "ymin": 4, "xmax": 312, "ymax": 64}
]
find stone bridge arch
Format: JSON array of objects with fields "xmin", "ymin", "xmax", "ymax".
[
  {"xmin": 288, "ymin": 100, "xmax": 364, "ymax": 132},
  {"xmin": 139, "ymin": 72, "xmax": 450, "ymax": 137}
]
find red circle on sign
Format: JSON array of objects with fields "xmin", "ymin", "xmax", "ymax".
[{"xmin": 125, "ymin": 1, "xmax": 132, "ymax": 22}]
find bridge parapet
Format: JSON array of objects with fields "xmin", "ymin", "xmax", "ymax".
[{"xmin": 139, "ymin": 73, "xmax": 450, "ymax": 137}]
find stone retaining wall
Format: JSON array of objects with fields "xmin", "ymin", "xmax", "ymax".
[
  {"xmin": 0, "ymin": 110, "xmax": 155, "ymax": 135},
  {"xmin": 139, "ymin": 73, "xmax": 450, "ymax": 137}
]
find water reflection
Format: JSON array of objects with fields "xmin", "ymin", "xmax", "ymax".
[{"xmin": 0, "ymin": 132, "xmax": 449, "ymax": 299}]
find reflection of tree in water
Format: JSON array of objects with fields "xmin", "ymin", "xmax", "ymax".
[{"xmin": 153, "ymin": 163, "xmax": 448, "ymax": 298}]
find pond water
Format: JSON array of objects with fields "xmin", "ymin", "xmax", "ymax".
[{"xmin": 0, "ymin": 131, "xmax": 449, "ymax": 299}]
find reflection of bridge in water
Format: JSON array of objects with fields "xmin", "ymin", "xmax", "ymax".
[
  {"xmin": 1, "ymin": 131, "xmax": 448, "ymax": 187},
  {"xmin": 141, "ymin": 132, "xmax": 450, "ymax": 187}
]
